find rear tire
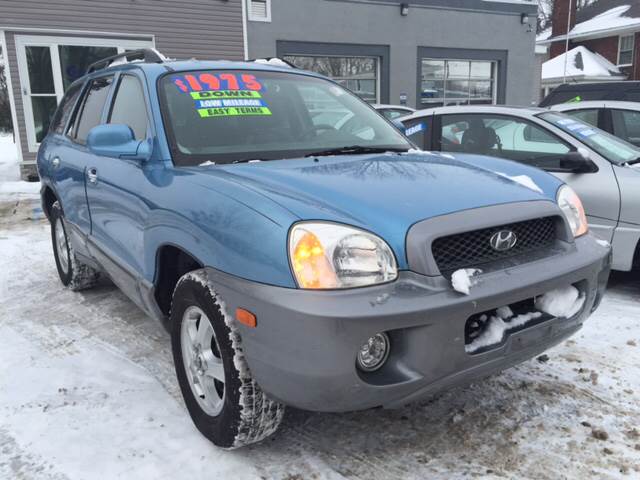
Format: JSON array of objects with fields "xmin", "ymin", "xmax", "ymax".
[
  {"xmin": 170, "ymin": 269, "xmax": 284, "ymax": 449},
  {"xmin": 50, "ymin": 201, "xmax": 100, "ymax": 291}
]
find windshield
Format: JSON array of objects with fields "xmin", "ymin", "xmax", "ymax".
[
  {"xmin": 538, "ymin": 111, "xmax": 640, "ymax": 165},
  {"xmin": 160, "ymin": 70, "xmax": 411, "ymax": 165}
]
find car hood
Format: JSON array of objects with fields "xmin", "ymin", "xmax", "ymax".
[{"xmin": 190, "ymin": 151, "xmax": 563, "ymax": 266}]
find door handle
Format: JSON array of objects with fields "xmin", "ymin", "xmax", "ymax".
[
  {"xmin": 87, "ymin": 167, "xmax": 98, "ymax": 185},
  {"xmin": 52, "ymin": 157, "xmax": 61, "ymax": 168}
]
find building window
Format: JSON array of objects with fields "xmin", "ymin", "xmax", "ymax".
[
  {"xmin": 420, "ymin": 59, "xmax": 496, "ymax": 107},
  {"xmin": 248, "ymin": 0, "xmax": 271, "ymax": 22},
  {"xmin": 15, "ymin": 35, "xmax": 153, "ymax": 152},
  {"xmin": 283, "ymin": 55, "xmax": 379, "ymax": 103},
  {"xmin": 618, "ymin": 34, "xmax": 634, "ymax": 66}
]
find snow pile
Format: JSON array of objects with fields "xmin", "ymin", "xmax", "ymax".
[
  {"xmin": 0, "ymin": 134, "xmax": 41, "ymax": 200},
  {"xmin": 535, "ymin": 285, "xmax": 586, "ymax": 318},
  {"xmin": 0, "ymin": 133, "xmax": 19, "ymax": 182},
  {"xmin": 542, "ymin": 46, "xmax": 623, "ymax": 82},
  {"xmin": 466, "ymin": 309, "xmax": 543, "ymax": 354},
  {"xmin": 496, "ymin": 172, "xmax": 543, "ymax": 194},
  {"xmin": 253, "ymin": 58, "xmax": 292, "ymax": 68},
  {"xmin": 451, "ymin": 268, "xmax": 482, "ymax": 295}
]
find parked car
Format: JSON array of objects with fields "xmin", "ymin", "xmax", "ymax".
[
  {"xmin": 549, "ymin": 101, "xmax": 640, "ymax": 147},
  {"xmin": 401, "ymin": 105, "xmax": 640, "ymax": 272},
  {"xmin": 372, "ymin": 104, "xmax": 416, "ymax": 120},
  {"xmin": 539, "ymin": 81, "xmax": 640, "ymax": 107},
  {"xmin": 38, "ymin": 50, "xmax": 610, "ymax": 449}
]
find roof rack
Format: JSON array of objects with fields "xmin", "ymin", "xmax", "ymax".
[{"xmin": 86, "ymin": 48, "xmax": 168, "ymax": 74}]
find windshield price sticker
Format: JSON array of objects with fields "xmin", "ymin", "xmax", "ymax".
[
  {"xmin": 174, "ymin": 73, "xmax": 264, "ymax": 93},
  {"xmin": 195, "ymin": 98, "xmax": 266, "ymax": 109},
  {"xmin": 198, "ymin": 106, "xmax": 272, "ymax": 117},
  {"xmin": 576, "ymin": 128, "xmax": 596, "ymax": 137},
  {"xmin": 556, "ymin": 118, "xmax": 576, "ymax": 126}
]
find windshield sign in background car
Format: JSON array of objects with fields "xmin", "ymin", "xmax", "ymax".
[
  {"xmin": 401, "ymin": 106, "xmax": 640, "ymax": 273},
  {"xmin": 37, "ymin": 51, "xmax": 611, "ymax": 450}
]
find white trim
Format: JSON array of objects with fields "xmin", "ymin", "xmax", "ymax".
[
  {"xmin": 14, "ymin": 34, "xmax": 153, "ymax": 153},
  {"xmin": 0, "ymin": 30, "xmax": 24, "ymax": 165},
  {"xmin": 538, "ymin": 25, "xmax": 640, "ymax": 45},
  {"xmin": 617, "ymin": 33, "xmax": 635, "ymax": 67},
  {"xmin": 241, "ymin": 0, "xmax": 249, "ymax": 60},
  {"xmin": 0, "ymin": 26, "xmax": 154, "ymax": 40},
  {"xmin": 247, "ymin": 0, "xmax": 272, "ymax": 22}
]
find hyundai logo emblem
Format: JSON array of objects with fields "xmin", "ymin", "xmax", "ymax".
[{"xmin": 489, "ymin": 230, "xmax": 518, "ymax": 251}]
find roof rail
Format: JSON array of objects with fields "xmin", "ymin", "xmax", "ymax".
[{"xmin": 86, "ymin": 48, "xmax": 168, "ymax": 74}]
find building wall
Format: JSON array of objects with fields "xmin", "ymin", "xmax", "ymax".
[
  {"xmin": 0, "ymin": 0, "xmax": 244, "ymax": 173},
  {"xmin": 247, "ymin": 0, "xmax": 538, "ymax": 108}
]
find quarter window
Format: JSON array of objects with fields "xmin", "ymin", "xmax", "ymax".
[
  {"xmin": 73, "ymin": 76, "xmax": 113, "ymax": 143},
  {"xmin": 618, "ymin": 34, "xmax": 635, "ymax": 66},
  {"xmin": 421, "ymin": 59, "xmax": 495, "ymax": 107},
  {"xmin": 50, "ymin": 82, "xmax": 83, "ymax": 135},
  {"xmin": 439, "ymin": 114, "xmax": 571, "ymax": 170},
  {"xmin": 109, "ymin": 75, "xmax": 148, "ymax": 140}
]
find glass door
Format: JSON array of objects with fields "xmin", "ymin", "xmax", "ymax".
[{"xmin": 15, "ymin": 35, "xmax": 152, "ymax": 151}]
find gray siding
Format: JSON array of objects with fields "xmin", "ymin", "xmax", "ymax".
[
  {"xmin": 1, "ymin": 0, "xmax": 244, "ymax": 166},
  {"xmin": 248, "ymin": 0, "xmax": 539, "ymax": 108}
]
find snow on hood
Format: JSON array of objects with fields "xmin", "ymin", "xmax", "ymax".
[{"xmin": 542, "ymin": 46, "xmax": 624, "ymax": 82}]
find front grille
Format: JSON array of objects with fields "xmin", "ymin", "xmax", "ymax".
[{"xmin": 431, "ymin": 216, "xmax": 557, "ymax": 273}]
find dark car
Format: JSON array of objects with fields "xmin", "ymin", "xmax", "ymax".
[{"xmin": 540, "ymin": 81, "xmax": 640, "ymax": 107}]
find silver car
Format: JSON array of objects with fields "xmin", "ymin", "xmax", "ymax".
[
  {"xmin": 549, "ymin": 100, "xmax": 640, "ymax": 148},
  {"xmin": 401, "ymin": 105, "xmax": 640, "ymax": 271}
]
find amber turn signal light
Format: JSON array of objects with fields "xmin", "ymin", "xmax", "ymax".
[{"xmin": 236, "ymin": 308, "xmax": 257, "ymax": 328}]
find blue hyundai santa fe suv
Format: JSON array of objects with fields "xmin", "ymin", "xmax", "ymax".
[{"xmin": 38, "ymin": 49, "xmax": 611, "ymax": 448}]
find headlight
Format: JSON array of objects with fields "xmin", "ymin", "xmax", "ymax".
[
  {"xmin": 557, "ymin": 185, "xmax": 588, "ymax": 238},
  {"xmin": 288, "ymin": 222, "xmax": 398, "ymax": 289}
]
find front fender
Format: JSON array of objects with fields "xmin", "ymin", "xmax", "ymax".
[{"xmin": 142, "ymin": 170, "xmax": 298, "ymax": 288}]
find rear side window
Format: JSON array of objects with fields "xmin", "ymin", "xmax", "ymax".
[
  {"xmin": 50, "ymin": 82, "xmax": 83, "ymax": 135},
  {"xmin": 108, "ymin": 75, "xmax": 149, "ymax": 140},
  {"xmin": 73, "ymin": 76, "xmax": 114, "ymax": 143}
]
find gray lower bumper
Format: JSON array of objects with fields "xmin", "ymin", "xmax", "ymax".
[{"xmin": 206, "ymin": 234, "xmax": 611, "ymax": 412}]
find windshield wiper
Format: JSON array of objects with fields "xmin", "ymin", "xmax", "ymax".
[
  {"xmin": 627, "ymin": 157, "xmax": 640, "ymax": 165},
  {"xmin": 232, "ymin": 158, "xmax": 268, "ymax": 164},
  {"xmin": 304, "ymin": 145, "xmax": 409, "ymax": 158}
]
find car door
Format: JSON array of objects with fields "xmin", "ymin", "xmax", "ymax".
[
  {"xmin": 435, "ymin": 112, "xmax": 620, "ymax": 242},
  {"xmin": 84, "ymin": 71, "xmax": 152, "ymax": 299},
  {"xmin": 48, "ymin": 77, "xmax": 114, "ymax": 258}
]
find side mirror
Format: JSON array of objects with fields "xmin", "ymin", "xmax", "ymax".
[
  {"xmin": 560, "ymin": 151, "xmax": 598, "ymax": 173},
  {"xmin": 86, "ymin": 124, "xmax": 150, "ymax": 161}
]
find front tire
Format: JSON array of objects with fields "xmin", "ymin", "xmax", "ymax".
[
  {"xmin": 170, "ymin": 269, "xmax": 284, "ymax": 449},
  {"xmin": 50, "ymin": 201, "xmax": 100, "ymax": 291}
]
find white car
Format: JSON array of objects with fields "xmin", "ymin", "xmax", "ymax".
[{"xmin": 401, "ymin": 105, "xmax": 640, "ymax": 272}]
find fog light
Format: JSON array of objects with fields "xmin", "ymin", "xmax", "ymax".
[{"xmin": 357, "ymin": 333, "xmax": 390, "ymax": 372}]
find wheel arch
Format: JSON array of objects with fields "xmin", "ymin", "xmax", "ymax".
[
  {"xmin": 153, "ymin": 243, "xmax": 204, "ymax": 317},
  {"xmin": 41, "ymin": 184, "xmax": 59, "ymax": 220}
]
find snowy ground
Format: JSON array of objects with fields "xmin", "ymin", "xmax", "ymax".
[{"xmin": 1, "ymin": 200, "xmax": 640, "ymax": 479}]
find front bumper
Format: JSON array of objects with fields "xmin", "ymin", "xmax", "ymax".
[{"xmin": 207, "ymin": 234, "xmax": 611, "ymax": 412}]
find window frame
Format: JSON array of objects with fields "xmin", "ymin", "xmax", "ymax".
[
  {"xmin": 49, "ymin": 80, "xmax": 85, "ymax": 136},
  {"xmin": 436, "ymin": 112, "xmax": 575, "ymax": 172},
  {"xmin": 247, "ymin": 0, "xmax": 272, "ymax": 22},
  {"xmin": 107, "ymin": 73, "xmax": 150, "ymax": 141},
  {"xmin": 618, "ymin": 34, "xmax": 635, "ymax": 67},
  {"xmin": 15, "ymin": 34, "xmax": 153, "ymax": 152}
]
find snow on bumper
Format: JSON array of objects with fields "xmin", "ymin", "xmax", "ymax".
[{"xmin": 205, "ymin": 234, "xmax": 611, "ymax": 412}]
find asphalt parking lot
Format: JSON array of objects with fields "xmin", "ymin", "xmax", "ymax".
[{"xmin": 1, "ymin": 200, "xmax": 639, "ymax": 480}]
